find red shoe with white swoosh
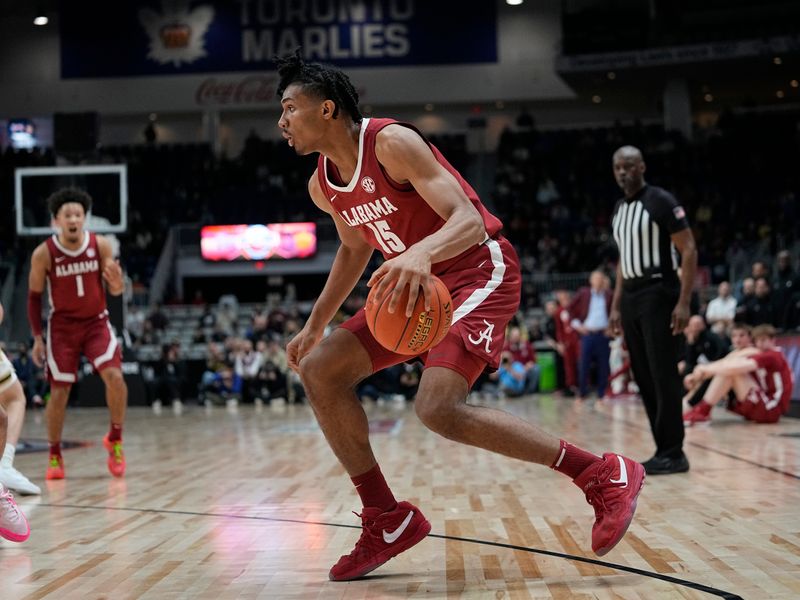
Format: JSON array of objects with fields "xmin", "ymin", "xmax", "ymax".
[
  {"xmin": 574, "ymin": 453, "xmax": 645, "ymax": 556},
  {"xmin": 329, "ymin": 500, "xmax": 431, "ymax": 581}
]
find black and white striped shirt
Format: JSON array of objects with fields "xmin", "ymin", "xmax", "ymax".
[{"xmin": 611, "ymin": 185, "xmax": 689, "ymax": 281}]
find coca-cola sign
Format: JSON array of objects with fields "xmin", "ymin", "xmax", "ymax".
[{"xmin": 195, "ymin": 75, "xmax": 277, "ymax": 105}]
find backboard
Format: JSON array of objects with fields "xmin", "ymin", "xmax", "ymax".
[{"xmin": 15, "ymin": 164, "xmax": 128, "ymax": 236}]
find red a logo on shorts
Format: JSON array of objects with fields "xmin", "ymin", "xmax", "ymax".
[{"xmin": 468, "ymin": 319, "xmax": 495, "ymax": 354}]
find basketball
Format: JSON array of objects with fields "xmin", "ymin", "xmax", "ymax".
[{"xmin": 365, "ymin": 275, "xmax": 453, "ymax": 355}]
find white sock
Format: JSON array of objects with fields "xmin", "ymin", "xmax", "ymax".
[{"xmin": 1, "ymin": 443, "xmax": 15, "ymax": 468}]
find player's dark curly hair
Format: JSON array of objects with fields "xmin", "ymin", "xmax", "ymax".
[
  {"xmin": 275, "ymin": 48, "xmax": 363, "ymax": 122},
  {"xmin": 47, "ymin": 187, "xmax": 93, "ymax": 217}
]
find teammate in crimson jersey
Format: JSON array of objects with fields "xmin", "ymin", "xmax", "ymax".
[
  {"xmin": 276, "ymin": 51, "xmax": 645, "ymax": 581},
  {"xmin": 27, "ymin": 188, "xmax": 128, "ymax": 480},
  {"xmin": 683, "ymin": 324, "xmax": 794, "ymax": 425}
]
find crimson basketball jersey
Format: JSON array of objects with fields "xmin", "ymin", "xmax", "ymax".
[
  {"xmin": 316, "ymin": 118, "xmax": 503, "ymax": 275},
  {"xmin": 750, "ymin": 349, "xmax": 794, "ymax": 413},
  {"xmin": 45, "ymin": 232, "xmax": 107, "ymax": 320}
]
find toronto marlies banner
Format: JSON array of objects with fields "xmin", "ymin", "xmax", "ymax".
[{"xmin": 60, "ymin": 0, "xmax": 498, "ymax": 78}]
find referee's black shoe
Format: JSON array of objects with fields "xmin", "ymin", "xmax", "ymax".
[{"xmin": 642, "ymin": 453, "xmax": 689, "ymax": 475}]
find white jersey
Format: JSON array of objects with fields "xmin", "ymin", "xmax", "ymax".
[{"xmin": 0, "ymin": 349, "xmax": 18, "ymax": 393}]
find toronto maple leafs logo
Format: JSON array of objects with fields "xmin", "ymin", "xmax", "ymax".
[{"xmin": 138, "ymin": 0, "xmax": 214, "ymax": 67}]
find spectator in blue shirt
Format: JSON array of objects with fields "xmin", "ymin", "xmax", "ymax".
[{"xmin": 497, "ymin": 352, "xmax": 528, "ymax": 397}]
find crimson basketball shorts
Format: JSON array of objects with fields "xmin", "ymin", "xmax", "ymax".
[
  {"xmin": 341, "ymin": 235, "xmax": 521, "ymax": 388},
  {"xmin": 728, "ymin": 386, "xmax": 783, "ymax": 423},
  {"xmin": 0, "ymin": 349, "xmax": 18, "ymax": 393},
  {"xmin": 46, "ymin": 312, "xmax": 121, "ymax": 386}
]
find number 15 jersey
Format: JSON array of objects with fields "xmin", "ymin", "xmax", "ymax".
[
  {"xmin": 316, "ymin": 117, "xmax": 503, "ymax": 276},
  {"xmin": 45, "ymin": 232, "xmax": 107, "ymax": 321}
]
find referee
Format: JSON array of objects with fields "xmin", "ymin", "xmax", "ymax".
[{"xmin": 609, "ymin": 146, "xmax": 697, "ymax": 475}]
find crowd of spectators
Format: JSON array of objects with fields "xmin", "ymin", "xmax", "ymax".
[
  {"xmin": 493, "ymin": 109, "xmax": 800, "ymax": 291},
  {"xmin": 126, "ymin": 297, "xmax": 308, "ymax": 407},
  {"xmin": 3, "ymin": 250, "xmax": 798, "ymax": 411},
  {"xmin": 124, "ymin": 247, "xmax": 800, "ymax": 408},
  {"xmin": 700, "ymin": 255, "xmax": 800, "ymax": 332},
  {"xmin": 2, "ymin": 109, "xmax": 799, "ymax": 291}
]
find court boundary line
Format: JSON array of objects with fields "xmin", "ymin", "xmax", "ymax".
[
  {"xmin": 684, "ymin": 441, "xmax": 800, "ymax": 480},
  {"xmin": 37, "ymin": 502, "xmax": 743, "ymax": 600}
]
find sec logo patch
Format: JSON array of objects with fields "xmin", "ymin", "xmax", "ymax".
[{"xmin": 361, "ymin": 176, "xmax": 376, "ymax": 193}]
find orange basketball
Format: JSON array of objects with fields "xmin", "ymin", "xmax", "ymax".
[{"xmin": 365, "ymin": 275, "xmax": 453, "ymax": 355}]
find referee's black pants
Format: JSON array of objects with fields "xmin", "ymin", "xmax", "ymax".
[{"xmin": 621, "ymin": 281, "xmax": 685, "ymax": 459}]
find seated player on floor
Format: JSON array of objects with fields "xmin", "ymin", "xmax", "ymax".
[{"xmin": 682, "ymin": 325, "xmax": 793, "ymax": 426}]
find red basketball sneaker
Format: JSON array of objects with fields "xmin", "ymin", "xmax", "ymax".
[
  {"xmin": 45, "ymin": 454, "xmax": 65, "ymax": 480},
  {"xmin": 683, "ymin": 403, "xmax": 712, "ymax": 426},
  {"xmin": 103, "ymin": 435, "xmax": 126, "ymax": 478},
  {"xmin": 574, "ymin": 453, "xmax": 645, "ymax": 556},
  {"xmin": 329, "ymin": 500, "xmax": 431, "ymax": 581}
]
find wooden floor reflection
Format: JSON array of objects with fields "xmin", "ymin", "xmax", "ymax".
[{"xmin": 2, "ymin": 394, "xmax": 799, "ymax": 599}]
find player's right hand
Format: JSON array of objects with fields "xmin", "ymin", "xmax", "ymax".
[
  {"xmin": 32, "ymin": 337, "xmax": 46, "ymax": 368},
  {"xmin": 286, "ymin": 324, "xmax": 324, "ymax": 373},
  {"xmin": 367, "ymin": 246, "xmax": 433, "ymax": 318},
  {"xmin": 609, "ymin": 308, "xmax": 622, "ymax": 336}
]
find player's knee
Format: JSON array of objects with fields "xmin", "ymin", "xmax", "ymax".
[
  {"xmin": 297, "ymin": 350, "xmax": 327, "ymax": 389},
  {"xmin": 49, "ymin": 386, "xmax": 70, "ymax": 405},
  {"xmin": 0, "ymin": 407, "xmax": 7, "ymax": 429},
  {"xmin": 415, "ymin": 395, "xmax": 458, "ymax": 438},
  {"xmin": 104, "ymin": 369, "xmax": 126, "ymax": 391},
  {"xmin": 298, "ymin": 348, "xmax": 360, "ymax": 394},
  {"xmin": 5, "ymin": 381, "xmax": 25, "ymax": 406}
]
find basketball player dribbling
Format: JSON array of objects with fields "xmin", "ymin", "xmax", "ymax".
[
  {"xmin": 27, "ymin": 188, "xmax": 128, "ymax": 480},
  {"xmin": 277, "ymin": 51, "xmax": 645, "ymax": 581}
]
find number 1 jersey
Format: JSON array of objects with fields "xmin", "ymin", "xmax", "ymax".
[
  {"xmin": 316, "ymin": 117, "xmax": 503, "ymax": 275},
  {"xmin": 45, "ymin": 232, "xmax": 107, "ymax": 320}
]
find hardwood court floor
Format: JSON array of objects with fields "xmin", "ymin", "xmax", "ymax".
[{"xmin": 2, "ymin": 395, "xmax": 799, "ymax": 599}]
